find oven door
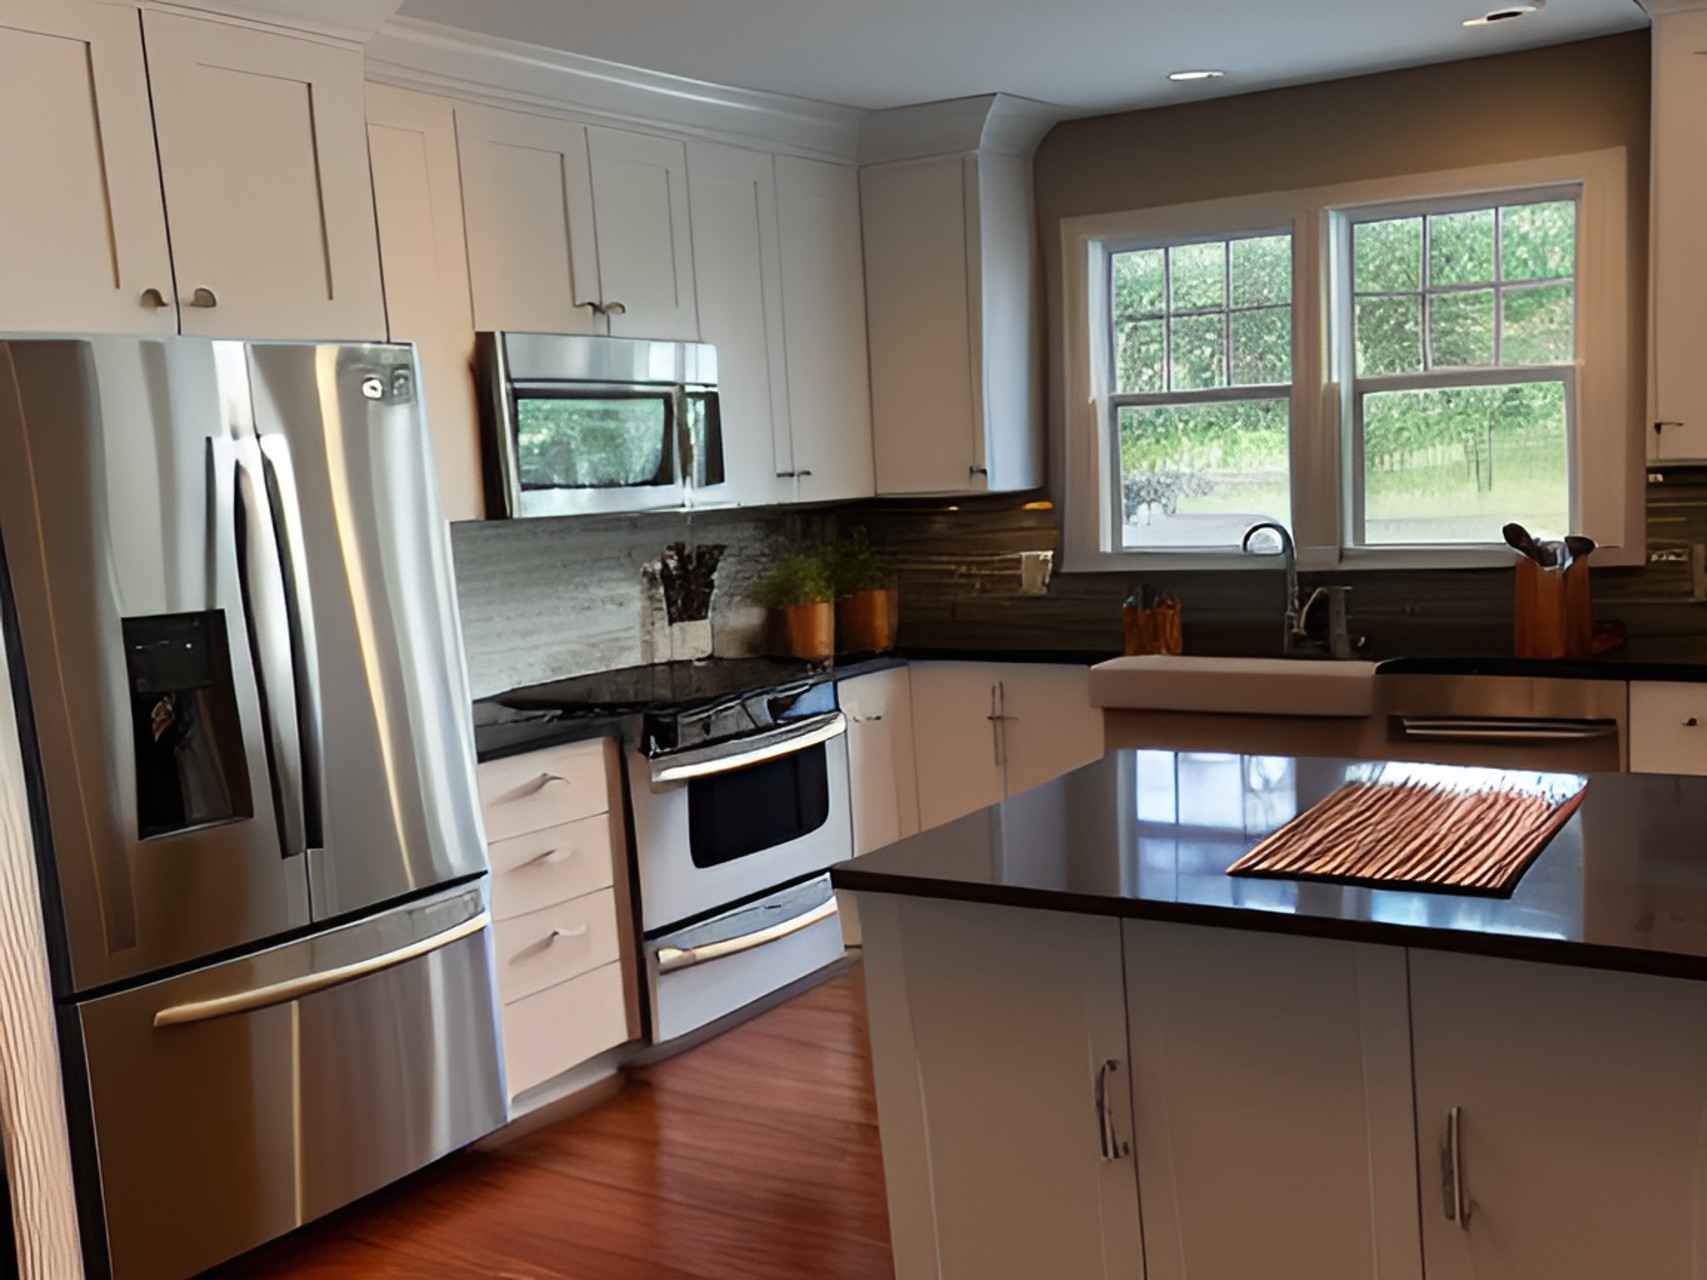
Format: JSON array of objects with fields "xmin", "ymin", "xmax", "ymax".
[{"xmin": 628, "ymin": 715, "xmax": 853, "ymax": 934}]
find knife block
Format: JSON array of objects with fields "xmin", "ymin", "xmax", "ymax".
[{"xmin": 1514, "ymin": 556, "xmax": 1591, "ymax": 660}]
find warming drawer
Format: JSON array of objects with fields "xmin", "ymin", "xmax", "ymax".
[{"xmin": 1376, "ymin": 673, "xmax": 1626, "ymax": 772}]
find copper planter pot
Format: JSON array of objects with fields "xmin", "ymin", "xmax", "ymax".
[
  {"xmin": 780, "ymin": 601, "xmax": 835, "ymax": 661},
  {"xmin": 836, "ymin": 588, "xmax": 898, "ymax": 654}
]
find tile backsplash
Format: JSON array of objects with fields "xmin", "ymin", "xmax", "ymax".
[{"xmin": 450, "ymin": 509, "xmax": 816, "ymax": 699}]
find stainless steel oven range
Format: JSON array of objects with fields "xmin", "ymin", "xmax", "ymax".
[{"xmin": 499, "ymin": 660, "xmax": 853, "ymax": 1045}]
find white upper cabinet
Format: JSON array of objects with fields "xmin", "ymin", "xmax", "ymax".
[
  {"xmin": 686, "ymin": 140, "xmax": 793, "ymax": 507},
  {"xmin": 863, "ymin": 150, "xmax": 1043, "ymax": 496},
  {"xmin": 365, "ymin": 84, "xmax": 483, "ymax": 522},
  {"xmin": 1650, "ymin": 9, "xmax": 1707, "ymax": 462},
  {"xmin": 586, "ymin": 126, "xmax": 698, "ymax": 341},
  {"xmin": 142, "ymin": 10, "xmax": 384, "ymax": 341},
  {"xmin": 775, "ymin": 155, "xmax": 876, "ymax": 504},
  {"xmin": 457, "ymin": 107, "xmax": 698, "ymax": 341},
  {"xmin": 456, "ymin": 103, "xmax": 600, "ymax": 335},
  {"xmin": 0, "ymin": 0, "xmax": 175, "ymax": 335}
]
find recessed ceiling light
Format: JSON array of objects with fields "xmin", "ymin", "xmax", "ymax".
[
  {"xmin": 1464, "ymin": 0, "xmax": 1543, "ymax": 26},
  {"xmin": 1168, "ymin": 70, "xmax": 1226, "ymax": 82}
]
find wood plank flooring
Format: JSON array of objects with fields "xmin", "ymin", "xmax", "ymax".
[{"xmin": 203, "ymin": 969, "xmax": 893, "ymax": 1280}]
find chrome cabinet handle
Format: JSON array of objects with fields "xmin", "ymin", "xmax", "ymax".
[
  {"xmin": 601, "ymin": 300, "xmax": 626, "ymax": 316},
  {"xmin": 525, "ymin": 846, "xmax": 576, "ymax": 867},
  {"xmin": 497, "ymin": 772, "xmax": 568, "ymax": 803},
  {"xmin": 1443, "ymin": 1106, "xmax": 1471, "ymax": 1228},
  {"xmin": 549, "ymin": 924, "xmax": 589, "ymax": 942},
  {"xmin": 140, "ymin": 287, "xmax": 170, "ymax": 310},
  {"xmin": 189, "ymin": 286, "xmax": 219, "ymax": 308},
  {"xmin": 969, "ymin": 465, "xmax": 989, "ymax": 476},
  {"xmin": 796, "ymin": 469, "xmax": 812, "ymax": 478},
  {"xmin": 776, "ymin": 470, "xmax": 797, "ymax": 478},
  {"xmin": 1687, "ymin": 718, "xmax": 1700, "ymax": 728},
  {"xmin": 1094, "ymin": 1059, "xmax": 1129, "ymax": 1161}
]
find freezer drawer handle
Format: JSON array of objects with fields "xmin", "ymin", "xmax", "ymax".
[
  {"xmin": 152, "ymin": 912, "xmax": 490, "ymax": 1028},
  {"xmin": 655, "ymin": 898, "xmax": 837, "ymax": 973}
]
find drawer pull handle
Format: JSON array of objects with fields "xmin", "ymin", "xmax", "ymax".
[
  {"xmin": 526, "ymin": 846, "xmax": 577, "ymax": 867},
  {"xmin": 497, "ymin": 772, "xmax": 568, "ymax": 803},
  {"xmin": 549, "ymin": 925, "xmax": 590, "ymax": 943},
  {"xmin": 1688, "ymin": 718, "xmax": 1700, "ymax": 728}
]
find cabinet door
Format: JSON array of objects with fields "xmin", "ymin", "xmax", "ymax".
[
  {"xmin": 588, "ymin": 126, "xmax": 697, "ymax": 341},
  {"xmin": 864, "ymin": 156, "xmax": 980, "ymax": 496},
  {"xmin": 686, "ymin": 140, "xmax": 793, "ymax": 507},
  {"xmin": 1629, "ymin": 681, "xmax": 1707, "ymax": 775},
  {"xmin": 859, "ymin": 895, "xmax": 1143, "ymax": 1280},
  {"xmin": 909, "ymin": 662, "xmax": 1004, "ymax": 830},
  {"xmin": 0, "ymin": 0, "xmax": 175, "ymax": 335},
  {"xmin": 456, "ymin": 102, "xmax": 600, "ymax": 335},
  {"xmin": 775, "ymin": 156, "xmax": 876, "ymax": 504},
  {"xmin": 1411, "ymin": 950, "xmax": 1707, "ymax": 1280},
  {"xmin": 997, "ymin": 664, "xmax": 1107, "ymax": 798},
  {"xmin": 366, "ymin": 84, "xmax": 482, "ymax": 522},
  {"xmin": 1652, "ymin": 10, "xmax": 1707, "ymax": 462},
  {"xmin": 842, "ymin": 668, "xmax": 922, "ymax": 855},
  {"xmin": 142, "ymin": 11, "xmax": 384, "ymax": 340},
  {"xmin": 1125, "ymin": 922, "xmax": 1421, "ymax": 1280}
]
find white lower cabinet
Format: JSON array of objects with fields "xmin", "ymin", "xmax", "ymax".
[
  {"xmin": 910, "ymin": 662, "xmax": 1106, "ymax": 830},
  {"xmin": 1629, "ymin": 681, "xmax": 1707, "ymax": 775},
  {"xmin": 476, "ymin": 737, "xmax": 639, "ymax": 1107},
  {"xmin": 859, "ymin": 895, "xmax": 1143, "ymax": 1280},
  {"xmin": 858, "ymin": 894, "xmax": 1707, "ymax": 1280},
  {"xmin": 1124, "ymin": 922, "xmax": 1422, "ymax": 1280},
  {"xmin": 1410, "ymin": 950, "xmax": 1707, "ymax": 1280}
]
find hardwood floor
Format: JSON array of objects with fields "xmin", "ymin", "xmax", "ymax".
[{"xmin": 204, "ymin": 969, "xmax": 894, "ymax": 1280}]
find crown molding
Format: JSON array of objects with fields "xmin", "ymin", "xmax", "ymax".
[
  {"xmin": 860, "ymin": 93, "xmax": 1060, "ymax": 165},
  {"xmin": 146, "ymin": 0, "xmax": 403, "ymax": 43},
  {"xmin": 363, "ymin": 16, "xmax": 864, "ymax": 161}
]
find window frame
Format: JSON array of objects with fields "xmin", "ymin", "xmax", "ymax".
[{"xmin": 1060, "ymin": 149, "xmax": 1635, "ymax": 573}]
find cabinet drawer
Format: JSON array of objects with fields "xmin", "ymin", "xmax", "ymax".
[
  {"xmin": 494, "ymin": 888, "xmax": 622, "ymax": 1005},
  {"xmin": 1630, "ymin": 682, "xmax": 1707, "ymax": 775},
  {"xmin": 500, "ymin": 961, "xmax": 630, "ymax": 1097},
  {"xmin": 489, "ymin": 813, "xmax": 617, "ymax": 922},
  {"xmin": 478, "ymin": 740, "xmax": 611, "ymax": 841}
]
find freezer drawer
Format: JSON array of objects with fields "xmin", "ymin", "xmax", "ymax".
[{"xmin": 71, "ymin": 885, "xmax": 504, "ymax": 1280}]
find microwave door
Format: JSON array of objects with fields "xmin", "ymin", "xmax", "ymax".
[
  {"xmin": 243, "ymin": 343, "xmax": 487, "ymax": 922},
  {"xmin": 0, "ymin": 338, "xmax": 311, "ymax": 995},
  {"xmin": 506, "ymin": 382, "xmax": 687, "ymax": 517}
]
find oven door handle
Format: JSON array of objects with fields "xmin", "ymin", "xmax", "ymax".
[
  {"xmin": 649, "ymin": 711, "xmax": 847, "ymax": 785},
  {"xmin": 655, "ymin": 898, "xmax": 838, "ymax": 974}
]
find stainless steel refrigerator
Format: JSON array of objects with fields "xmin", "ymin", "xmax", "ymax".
[{"xmin": 0, "ymin": 338, "xmax": 506, "ymax": 1280}]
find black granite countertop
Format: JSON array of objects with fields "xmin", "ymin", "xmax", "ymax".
[{"xmin": 832, "ymin": 749, "xmax": 1707, "ymax": 982}]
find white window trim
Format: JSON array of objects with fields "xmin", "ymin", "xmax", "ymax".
[{"xmin": 1061, "ymin": 148, "xmax": 1635, "ymax": 573}]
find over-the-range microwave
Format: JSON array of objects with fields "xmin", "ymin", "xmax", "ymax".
[{"xmin": 475, "ymin": 331, "xmax": 726, "ymax": 517}]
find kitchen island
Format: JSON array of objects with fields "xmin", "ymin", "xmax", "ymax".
[{"xmin": 832, "ymin": 750, "xmax": 1707, "ymax": 1280}]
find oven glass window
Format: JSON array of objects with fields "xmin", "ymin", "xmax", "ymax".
[
  {"xmin": 515, "ymin": 392, "xmax": 675, "ymax": 490},
  {"xmin": 686, "ymin": 744, "xmax": 831, "ymax": 868}
]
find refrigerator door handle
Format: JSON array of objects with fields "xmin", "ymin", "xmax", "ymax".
[
  {"xmin": 153, "ymin": 910, "xmax": 491, "ymax": 1027},
  {"xmin": 257, "ymin": 434, "xmax": 326, "ymax": 852},
  {"xmin": 228, "ymin": 438, "xmax": 311, "ymax": 859}
]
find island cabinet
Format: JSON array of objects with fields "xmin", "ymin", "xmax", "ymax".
[
  {"xmin": 1629, "ymin": 680, "xmax": 1707, "ymax": 775},
  {"xmin": 0, "ymin": 0, "xmax": 383, "ymax": 340},
  {"xmin": 456, "ymin": 104, "xmax": 698, "ymax": 341},
  {"xmin": 858, "ymin": 896, "xmax": 1143, "ymax": 1280},
  {"xmin": 909, "ymin": 662, "xmax": 1107, "ymax": 829},
  {"xmin": 856, "ymin": 894, "xmax": 1707, "ymax": 1280},
  {"xmin": 1409, "ymin": 951, "xmax": 1707, "ymax": 1280}
]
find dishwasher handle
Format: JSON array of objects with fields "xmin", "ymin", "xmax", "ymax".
[{"xmin": 1398, "ymin": 717, "xmax": 1619, "ymax": 743}]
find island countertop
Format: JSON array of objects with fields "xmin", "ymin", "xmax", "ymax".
[{"xmin": 830, "ymin": 749, "xmax": 1707, "ymax": 982}]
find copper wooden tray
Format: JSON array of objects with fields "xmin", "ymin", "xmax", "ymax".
[{"xmin": 1227, "ymin": 774, "xmax": 1587, "ymax": 897}]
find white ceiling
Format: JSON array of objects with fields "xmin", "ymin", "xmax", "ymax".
[{"xmin": 395, "ymin": 0, "xmax": 1649, "ymax": 116}]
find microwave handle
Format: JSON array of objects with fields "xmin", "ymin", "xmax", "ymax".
[{"xmin": 649, "ymin": 712, "xmax": 847, "ymax": 786}]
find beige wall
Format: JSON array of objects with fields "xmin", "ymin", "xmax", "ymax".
[{"xmin": 1035, "ymin": 30, "xmax": 1651, "ymax": 506}]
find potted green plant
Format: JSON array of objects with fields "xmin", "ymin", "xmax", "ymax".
[
  {"xmin": 824, "ymin": 528, "xmax": 898, "ymax": 654},
  {"xmin": 751, "ymin": 548, "xmax": 836, "ymax": 660}
]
